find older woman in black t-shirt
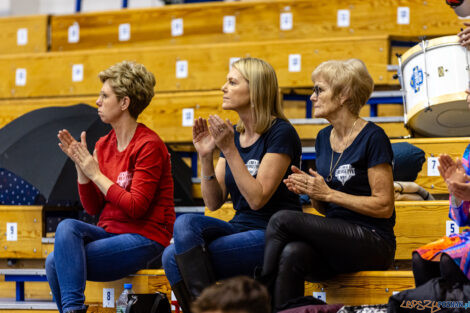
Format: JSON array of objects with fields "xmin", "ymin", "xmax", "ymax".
[{"xmin": 260, "ymin": 59, "xmax": 396, "ymax": 310}]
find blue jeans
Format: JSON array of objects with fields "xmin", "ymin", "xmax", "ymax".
[
  {"xmin": 162, "ymin": 214, "xmax": 265, "ymax": 286},
  {"xmin": 45, "ymin": 219, "xmax": 164, "ymax": 313}
]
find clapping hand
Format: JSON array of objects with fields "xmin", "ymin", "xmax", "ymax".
[
  {"xmin": 438, "ymin": 154, "xmax": 470, "ymax": 201},
  {"xmin": 207, "ymin": 115, "xmax": 235, "ymax": 154},
  {"xmin": 193, "ymin": 117, "xmax": 216, "ymax": 158},
  {"xmin": 58, "ymin": 129, "xmax": 86, "ymax": 159},
  {"xmin": 438, "ymin": 154, "xmax": 467, "ymax": 184},
  {"xmin": 284, "ymin": 166, "xmax": 331, "ymax": 201},
  {"xmin": 70, "ymin": 135, "xmax": 100, "ymax": 181},
  {"xmin": 58, "ymin": 130, "xmax": 89, "ymax": 180},
  {"xmin": 458, "ymin": 23, "xmax": 470, "ymax": 48}
]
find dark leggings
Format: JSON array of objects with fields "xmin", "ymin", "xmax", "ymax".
[
  {"xmin": 262, "ymin": 210, "xmax": 395, "ymax": 310},
  {"xmin": 412, "ymin": 252, "xmax": 469, "ymax": 287}
]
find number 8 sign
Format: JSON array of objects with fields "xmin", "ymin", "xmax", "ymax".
[{"xmin": 103, "ymin": 288, "xmax": 114, "ymax": 308}]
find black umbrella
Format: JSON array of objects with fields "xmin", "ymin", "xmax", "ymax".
[{"xmin": 0, "ymin": 104, "xmax": 111, "ymax": 204}]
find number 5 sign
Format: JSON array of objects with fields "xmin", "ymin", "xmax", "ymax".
[{"xmin": 446, "ymin": 220, "xmax": 459, "ymax": 237}]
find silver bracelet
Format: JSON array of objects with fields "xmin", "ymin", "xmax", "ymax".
[{"xmin": 202, "ymin": 174, "xmax": 216, "ymax": 181}]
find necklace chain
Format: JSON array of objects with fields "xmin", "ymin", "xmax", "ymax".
[{"xmin": 326, "ymin": 118, "xmax": 359, "ymax": 182}]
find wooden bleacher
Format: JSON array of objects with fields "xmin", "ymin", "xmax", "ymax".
[
  {"xmin": 0, "ymin": 200, "xmax": 450, "ymax": 307},
  {"xmin": 48, "ymin": 0, "xmax": 465, "ymax": 52},
  {"xmin": 203, "ymin": 201, "xmax": 454, "ymax": 304},
  {"xmin": 0, "ymin": 35, "xmax": 394, "ymax": 100},
  {"xmin": 0, "ymin": 15, "xmax": 48, "ymax": 55},
  {"xmin": 0, "ymin": 95, "xmax": 407, "ymax": 145},
  {"xmin": 0, "ymin": 0, "xmax": 468, "ymax": 309},
  {"xmin": 0, "ymin": 206, "xmax": 43, "ymax": 259},
  {"xmin": 206, "ymin": 201, "xmax": 451, "ymax": 261},
  {"xmin": 0, "ymin": 268, "xmax": 415, "ymax": 307},
  {"xmin": 0, "ymin": 268, "xmax": 170, "ymax": 312},
  {"xmin": 391, "ymin": 138, "xmax": 470, "ymax": 195}
]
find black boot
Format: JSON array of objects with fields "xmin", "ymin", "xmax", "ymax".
[
  {"xmin": 254, "ymin": 266, "xmax": 276, "ymax": 294},
  {"xmin": 175, "ymin": 245, "xmax": 216, "ymax": 298},
  {"xmin": 171, "ymin": 281, "xmax": 193, "ymax": 313},
  {"xmin": 66, "ymin": 305, "xmax": 88, "ymax": 313}
]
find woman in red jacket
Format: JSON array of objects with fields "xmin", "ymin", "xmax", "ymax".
[{"xmin": 46, "ymin": 61, "xmax": 175, "ymax": 313}]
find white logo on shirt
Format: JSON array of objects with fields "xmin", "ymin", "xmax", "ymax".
[
  {"xmin": 246, "ymin": 159, "xmax": 260, "ymax": 176},
  {"xmin": 116, "ymin": 171, "xmax": 133, "ymax": 189},
  {"xmin": 335, "ymin": 164, "xmax": 355, "ymax": 186}
]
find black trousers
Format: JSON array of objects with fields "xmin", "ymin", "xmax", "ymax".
[
  {"xmin": 412, "ymin": 251, "xmax": 468, "ymax": 287},
  {"xmin": 261, "ymin": 210, "xmax": 395, "ymax": 309}
]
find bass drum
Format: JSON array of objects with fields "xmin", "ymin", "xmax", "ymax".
[{"xmin": 400, "ymin": 36, "xmax": 470, "ymax": 137}]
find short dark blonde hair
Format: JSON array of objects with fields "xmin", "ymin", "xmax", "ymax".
[
  {"xmin": 232, "ymin": 58, "xmax": 288, "ymax": 134},
  {"xmin": 192, "ymin": 276, "xmax": 270, "ymax": 313},
  {"xmin": 311, "ymin": 58, "xmax": 374, "ymax": 115},
  {"xmin": 98, "ymin": 61, "xmax": 156, "ymax": 119}
]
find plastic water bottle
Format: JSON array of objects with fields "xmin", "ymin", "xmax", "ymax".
[{"xmin": 116, "ymin": 283, "xmax": 134, "ymax": 313}]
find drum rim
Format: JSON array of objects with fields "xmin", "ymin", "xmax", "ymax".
[
  {"xmin": 406, "ymin": 91, "xmax": 470, "ymax": 137},
  {"xmin": 406, "ymin": 91, "xmax": 467, "ymax": 124},
  {"xmin": 400, "ymin": 35, "xmax": 461, "ymax": 69}
]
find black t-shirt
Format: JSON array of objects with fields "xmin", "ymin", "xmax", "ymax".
[
  {"xmin": 221, "ymin": 118, "xmax": 302, "ymax": 231},
  {"xmin": 315, "ymin": 122, "xmax": 396, "ymax": 247}
]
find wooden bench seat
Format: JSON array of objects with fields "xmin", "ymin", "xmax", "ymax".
[
  {"xmin": 0, "ymin": 94, "xmax": 408, "ymax": 145},
  {"xmin": 2, "ymin": 199, "xmax": 443, "ymax": 307},
  {"xmin": 0, "ymin": 267, "xmax": 414, "ymax": 307},
  {"xmin": 0, "ymin": 269, "xmax": 47, "ymax": 301},
  {"xmin": 0, "ymin": 15, "xmax": 48, "ymax": 55},
  {"xmin": 0, "ymin": 187, "xmax": 453, "ymax": 307},
  {"xmin": 49, "ymin": 0, "xmax": 462, "ymax": 52},
  {"xmin": 0, "ymin": 206, "xmax": 44, "ymax": 259},
  {"xmin": 0, "ymin": 268, "xmax": 170, "ymax": 307},
  {"xmin": 0, "ymin": 299, "xmax": 57, "ymax": 312},
  {"xmin": 2, "ymin": 200, "xmax": 450, "ymax": 265},
  {"xmin": 0, "ymin": 35, "xmax": 393, "ymax": 100},
  {"xmin": 306, "ymin": 270, "xmax": 414, "ymax": 305}
]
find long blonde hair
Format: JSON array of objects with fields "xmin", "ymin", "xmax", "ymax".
[{"xmin": 232, "ymin": 58, "xmax": 288, "ymax": 134}]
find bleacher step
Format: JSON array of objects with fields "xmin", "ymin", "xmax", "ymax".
[
  {"xmin": 306, "ymin": 270, "xmax": 414, "ymax": 305},
  {"xmin": 0, "ymin": 299, "xmax": 56, "ymax": 310}
]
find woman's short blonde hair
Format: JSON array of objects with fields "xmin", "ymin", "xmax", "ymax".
[
  {"xmin": 311, "ymin": 58, "xmax": 374, "ymax": 116},
  {"xmin": 98, "ymin": 61, "xmax": 156, "ymax": 119},
  {"xmin": 232, "ymin": 58, "xmax": 288, "ymax": 134}
]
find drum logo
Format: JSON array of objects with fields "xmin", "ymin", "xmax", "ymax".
[
  {"xmin": 438, "ymin": 66, "xmax": 445, "ymax": 77},
  {"xmin": 410, "ymin": 66, "xmax": 424, "ymax": 93}
]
